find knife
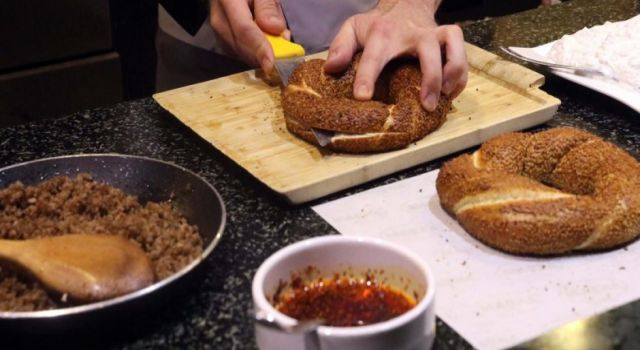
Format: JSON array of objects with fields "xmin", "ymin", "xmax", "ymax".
[
  {"xmin": 265, "ymin": 34, "xmax": 334, "ymax": 147},
  {"xmin": 264, "ymin": 33, "xmax": 305, "ymax": 86}
]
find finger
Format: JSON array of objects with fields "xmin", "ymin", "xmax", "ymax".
[
  {"xmin": 353, "ymin": 38, "xmax": 392, "ymax": 100},
  {"xmin": 449, "ymin": 72, "xmax": 468, "ymax": 99},
  {"xmin": 438, "ymin": 25, "xmax": 468, "ymax": 98},
  {"xmin": 221, "ymin": 0, "xmax": 274, "ymax": 70},
  {"xmin": 324, "ymin": 18, "xmax": 359, "ymax": 74},
  {"xmin": 282, "ymin": 29, "xmax": 291, "ymax": 41},
  {"xmin": 254, "ymin": 0, "xmax": 286, "ymax": 35},
  {"xmin": 417, "ymin": 35, "xmax": 443, "ymax": 111},
  {"xmin": 210, "ymin": 3, "xmax": 238, "ymax": 55}
]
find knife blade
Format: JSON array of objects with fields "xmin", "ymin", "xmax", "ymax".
[
  {"xmin": 265, "ymin": 34, "xmax": 305, "ymax": 86},
  {"xmin": 310, "ymin": 128, "xmax": 334, "ymax": 147},
  {"xmin": 265, "ymin": 34, "xmax": 334, "ymax": 147},
  {"xmin": 273, "ymin": 58, "xmax": 306, "ymax": 86}
]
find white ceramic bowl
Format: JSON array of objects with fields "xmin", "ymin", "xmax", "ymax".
[{"xmin": 252, "ymin": 235, "xmax": 436, "ymax": 350}]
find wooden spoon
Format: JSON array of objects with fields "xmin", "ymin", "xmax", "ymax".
[{"xmin": 0, "ymin": 234, "xmax": 155, "ymax": 302}]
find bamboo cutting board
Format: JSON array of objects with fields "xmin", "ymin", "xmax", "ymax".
[{"xmin": 153, "ymin": 44, "xmax": 559, "ymax": 204}]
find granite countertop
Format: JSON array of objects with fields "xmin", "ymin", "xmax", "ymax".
[{"xmin": 2, "ymin": 0, "xmax": 640, "ymax": 348}]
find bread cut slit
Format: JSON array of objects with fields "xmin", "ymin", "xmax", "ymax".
[{"xmin": 453, "ymin": 190, "xmax": 573, "ymax": 214}]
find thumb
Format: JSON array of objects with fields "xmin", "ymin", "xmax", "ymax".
[{"xmin": 254, "ymin": 0, "xmax": 286, "ymax": 35}]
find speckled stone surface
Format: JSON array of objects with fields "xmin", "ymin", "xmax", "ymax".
[{"xmin": 2, "ymin": 0, "xmax": 640, "ymax": 348}]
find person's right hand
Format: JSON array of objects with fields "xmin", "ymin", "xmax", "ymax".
[
  {"xmin": 209, "ymin": 0, "xmax": 287, "ymax": 73},
  {"xmin": 324, "ymin": 0, "xmax": 467, "ymax": 112}
]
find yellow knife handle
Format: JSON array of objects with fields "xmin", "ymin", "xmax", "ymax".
[{"xmin": 265, "ymin": 34, "xmax": 305, "ymax": 59}]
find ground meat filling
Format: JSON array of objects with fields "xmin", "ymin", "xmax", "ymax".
[{"xmin": 0, "ymin": 173, "xmax": 203, "ymax": 311}]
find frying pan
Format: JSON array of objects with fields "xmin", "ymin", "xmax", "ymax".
[{"xmin": 0, "ymin": 154, "xmax": 225, "ymax": 331}]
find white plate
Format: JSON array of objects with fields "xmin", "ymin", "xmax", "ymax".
[{"xmin": 509, "ymin": 43, "xmax": 640, "ymax": 113}]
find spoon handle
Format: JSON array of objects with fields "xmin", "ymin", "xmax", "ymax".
[
  {"xmin": 500, "ymin": 46, "xmax": 616, "ymax": 79},
  {"xmin": 253, "ymin": 309, "xmax": 323, "ymax": 333},
  {"xmin": 0, "ymin": 234, "xmax": 155, "ymax": 301},
  {"xmin": 0, "ymin": 239, "xmax": 25, "ymax": 263}
]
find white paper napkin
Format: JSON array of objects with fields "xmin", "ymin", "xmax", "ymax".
[{"xmin": 313, "ymin": 170, "xmax": 640, "ymax": 350}]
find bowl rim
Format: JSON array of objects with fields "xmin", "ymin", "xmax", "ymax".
[
  {"xmin": 0, "ymin": 153, "xmax": 226, "ymax": 319},
  {"xmin": 252, "ymin": 235, "xmax": 436, "ymax": 337}
]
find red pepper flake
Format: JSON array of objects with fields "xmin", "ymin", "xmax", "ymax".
[{"xmin": 275, "ymin": 275, "xmax": 416, "ymax": 327}]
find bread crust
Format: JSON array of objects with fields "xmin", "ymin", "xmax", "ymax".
[
  {"xmin": 436, "ymin": 127, "xmax": 640, "ymax": 255},
  {"xmin": 281, "ymin": 56, "xmax": 451, "ymax": 153}
]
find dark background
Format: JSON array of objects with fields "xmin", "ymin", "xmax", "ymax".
[{"xmin": 0, "ymin": 0, "xmax": 157, "ymax": 128}]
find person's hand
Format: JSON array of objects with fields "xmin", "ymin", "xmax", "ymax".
[
  {"xmin": 324, "ymin": 0, "xmax": 468, "ymax": 111},
  {"xmin": 209, "ymin": 0, "xmax": 288, "ymax": 73}
]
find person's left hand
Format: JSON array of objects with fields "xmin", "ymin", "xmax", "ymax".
[{"xmin": 324, "ymin": 0, "xmax": 468, "ymax": 112}]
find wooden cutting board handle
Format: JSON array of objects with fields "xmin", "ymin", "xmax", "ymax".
[{"xmin": 465, "ymin": 43, "xmax": 545, "ymax": 90}]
